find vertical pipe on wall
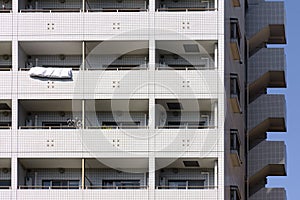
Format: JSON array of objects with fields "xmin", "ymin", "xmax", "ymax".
[
  {"xmin": 214, "ymin": 101, "xmax": 218, "ymax": 127},
  {"xmin": 214, "ymin": 160, "xmax": 218, "ymax": 188},
  {"xmin": 82, "ymin": 0, "xmax": 85, "ymax": 12},
  {"xmin": 82, "ymin": 41, "xmax": 85, "ymax": 70},
  {"xmin": 214, "ymin": 43, "xmax": 218, "ymax": 69},
  {"xmin": 81, "ymin": 158, "xmax": 85, "ymax": 189}
]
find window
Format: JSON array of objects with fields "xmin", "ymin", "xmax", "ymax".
[
  {"xmin": 230, "ymin": 18, "xmax": 241, "ymax": 47},
  {"xmin": 230, "ymin": 74, "xmax": 241, "ymax": 102},
  {"xmin": 230, "ymin": 186, "xmax": 241, "ymax": 200},
  {"xmin": 42, "ymin": 180, "xmax": 79, "ymax": 189},
  {"xmin": 230, "ymin": 129, "xmax": 241, "ymax": 157},
  {"xmin": 168, "ymin": 180, "xmax": 205, "ymax": 189},
  {"xmin": 102, "ymin": 180, "xmax": 140, "ymax": 189}
]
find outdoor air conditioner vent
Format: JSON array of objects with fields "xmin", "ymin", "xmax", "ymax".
[
  {"xmin": 183, "ymin": 44, "xmax": 200, "ymax": 53},
  {"xmin": 167, "ymin": 102, "xmax": 182, "ymax": 110},
  {"xmin": 183, "ymin": 161, "xmax": 200, "ymax": 167}
]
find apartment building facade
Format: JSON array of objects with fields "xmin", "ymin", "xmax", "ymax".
[{"xmin": 0, "ymin": 0, "xmax": 287, "ymax": 199}]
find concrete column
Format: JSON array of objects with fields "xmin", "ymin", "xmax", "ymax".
[
  {"xmin": 149, "ymin": 98, "xmax": 156, "ymax": 130},
  {"xmin": 12, "ymin": 0, "xmax": 18, "ymax": 13},
  {"xmin": 214, "ymin": 0, "xmax": 218, "ymax": 9},
  {"xmin": 12, "ymin": 40, "xmax": 18, "ymax": 72},
  {"xmin": 11, "ymin": 155, "xmax": 18, "ymax": 190},
  {"xmin": 148, "ymin": 155, "xmax": 156, "ymax": 190},
  {"xmin": 149, "ymin": 0, "xmax": 155, "ymax": 12}
]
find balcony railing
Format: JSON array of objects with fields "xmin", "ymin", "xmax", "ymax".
[
  {"xmin": 19, "ymin": 126, "xmax": 77, "ymax": 130},
  {"xmin": 0, "ymin": 126, "xmax": 11, "ymax": 129},
  {"xmin": 156, "ymin": 7, "xmax": 217, "ymax": 12},
  {"xmin": 86, "ymin": 8, "xmax": 148, "ymax": 12},
  {"xmin": 155, "ymin": 65, "xmax": 215, "ymax": 70},
  {"xmin": 0, "ymin": 186, "xmax": 11, "ymax": 189},
  {"xmin": 157, "ymin": 125, "xmax": 215, "ymax": 129},
  {"xmin": 156, "ymin": 185, "xmax": 216, "ymax": 189},
  {"xmin": 86, "ymin": 185, "xmax": 148, "ymax": 189},
  {"xmin": 86, "ymin": 125, "xmax": 148, "ymax": 129},
  {"xmin": 19, "ymin": 8, "xmax": 82, "ymax": 13},
  {"xmin": 86, "ymin": 65, "xmax": 148, "ymax": 71},
  {"xmin": 0, "ymin": 9, "xmax": 12, "ymax": 13},
  {"xmin": 19, "ymin": 66, "xmax": 81, "ymax": 71},
  {"xmin": 18, "ymin": 185, "xmax": 217, "ymax": 190},
  {"xmin": 19, "ymin": 185, "xmax": 80, "ymax": 189}
]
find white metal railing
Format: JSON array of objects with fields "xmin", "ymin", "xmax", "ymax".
[
  {"xmin": 156, "ymin": 185, "xmax": 217, "ymax": 189},
  {"xmin": 157, "ymin": 125, "xmax": 216, "ymax": 129},
  {"xmin": 86, "ymin": 126, "xmax": 148, "ymax": 129},
  {"xmin": 156, "ymin": 7, "xmax": 217, "ymax": 12},
  {"xmin": 19, "ymin": 8, "xmax": 83, "ymax": 13}
]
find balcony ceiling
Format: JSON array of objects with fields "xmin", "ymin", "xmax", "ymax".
[
  {"xmin": 91, "ymin": 99, "xmax": 149, "ymax": 112},
  {"xmin": 0, "ymin": 158, "xmax": 10, "ymax": 168},
  {"xmin": 86, "ymin": 158, "xmax": 148, "ymax": 169},
  {"xmin": 86, "ymin": 41, "xmax": 149, "ymax": 55},
  {"xmin": 0, "ymin": 42, "xmax": 12, "ymax": 55},
  {"xmin": 0, "ymin": 100, "xmax": 12, "ymax": 111},
  {"xmin": 156, "ymin": 40, "xmax": 215, "ymax": 55},
  {"xmin": 156, "ymin": 158, "xmax": 216, "ymax": 169},
  {"xmin": 20, "ymin": 42, "xmax": 82, "ymax": 55},
  {"xmin": 156, "ymin": 99, "xmax": 216, "ymax": 112},
  {"xmin": 19, "ymin": 158, "xmax": 148, "ymax": 169},
  {"xmin": 19, "ymin": 100, "xmax": 81, "ymax": 112},
  {"xmin": 19, "ymin": 158, "xmax": 81, "ymax": 169}
]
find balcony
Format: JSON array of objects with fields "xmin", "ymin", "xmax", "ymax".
[
  {"xmin": 0, "ymin": 158, "xmax": 11, "ymax": 190},
  {"xmin": 19, "ymin": 0, "xmax": 82, "ymax": 12},
  {"xmin": 156, "ymin": 158, "xmax": 217, "ymax": 190},
  {"xmin": 0, "ymin": 42, "xmax": 12, "ymax": 71},
  {"xmin": 0, "ymin": 100, "xmax": 11, "ymax": 129},
  {"xmin": 0, "ymin": 0, "xmax": 12, "ymax": 13},
  {"xmin": 18, "ymin": 99, "xmax": 82, "ymax": 129},
  {"xmin": 18, "ymin": 158, "xmax": 148, "ymax": 189},
  {"xmin": 86, "ymin": 0, "xmax": 148, "ymax": 12},
  {"xmin": 19, "ymin": 41, "xmax": 82, "ymax": 71},
  {"xmin": 85, "ymin": 41, "xmax": 148, "ymax": 71},
  {"xmin": 250, "ymin": 187, "xmax": 286, "ymax": 200},
  {"xmin": 248, "ymin": 48, "xmax": 286, "ymax": 101},
  {"xmin": 85, "ymin": 99, "xmax": 149, "ymax": 129},
  {"xmin": 17, "ymin": 42, "xmax": 82, "ymax": 97},
  {"xmin": 155, "ymin": 99, "xmax": 217, "ymax": 129},
  {"xmin": 248, "ymin": 141, "xmax": 286, "ymax": 191},
  {"xmin": 248, "ymin": 94, "xmax": 286, "ymax": 145},
  {"xmin": 246, "ymin": 0, "xmax": 286, "ymax": 54},
  {"xmin": 155, "ymin": 0, "xmax": 216, "ymax": 11},
  {"xmin": 155, "ymin": 41, "xmax": 216, "ymax": 70}
]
